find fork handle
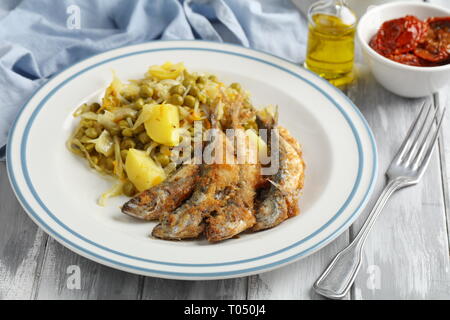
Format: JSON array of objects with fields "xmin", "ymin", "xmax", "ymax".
[{"xmin": 314, "ymin": 179, "xmax": 403, "ymax": 299}]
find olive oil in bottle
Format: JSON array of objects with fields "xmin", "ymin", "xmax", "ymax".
[{"xmin": 305, "ymin": 1, "xmax": 357, "ymax": 86}]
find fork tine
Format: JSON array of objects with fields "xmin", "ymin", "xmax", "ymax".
[
  {"xmin": 411, "ymin": 105, "xmax": 440, "ymax": 168},
  {"xmin": 404, "ymin": 103, "xmax": 437, "ymax": 165},
  {"xmin": 395, "ymin": 102, "xmax": 429, "ymax": 161},
  {"xmin": 415, "ymin": 108, "xmax": 446, "ymax": 173}
]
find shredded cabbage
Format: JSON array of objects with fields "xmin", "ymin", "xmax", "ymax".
[
  {"xmin": 132, "ymin": 104, "xmax": 156, "ymax": 130},
  {"xmin": 97, "ymin": 111, "xmax": 118, "ymax": 131},
  {"xmin": 113, "ymin": 135, "xmax": 125, "ymax": 179},
  {"xmin": 98, "ymin": 180, "xmax": 125, "ymax": 206},
  {"xmin": 88, "ymin": 130, "xmax": 114, "ymax": 157}
]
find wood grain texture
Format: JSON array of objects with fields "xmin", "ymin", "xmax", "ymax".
[
  {"xmin": 0, "ymin": 163, "xmax": 48, "ymax": 299},
  {"xmin": 141, "ymin": 277, "xmax": 247, "ymax": 300},
  {"xmin": 1, "ymin": 0, "xmax": 449, "ymax": 300},
  {"xmin": 430, "ymin": 0, "xmax": 450, "ymax": 257},
  {"xmin": 34, "ymin": 238, "xmax": 141, "ymax": 299},
  {"xmin": 438, "ymin": 86, "xmax": 450, "ymax": 252},
  {"xmin": 346, "ymin": 71, "xmax": 450, "ymax": 299},
  {"xmin": 247, "ymin": 233, "xmax": 350, "ymax": 300}
]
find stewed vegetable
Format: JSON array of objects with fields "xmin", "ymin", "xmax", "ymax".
[{"xmin": 67, "ymin": 62, "xmax": 258, "ymax": 204}]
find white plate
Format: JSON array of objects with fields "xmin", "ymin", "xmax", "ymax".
[{"xmin": 7, "ymin": 41, "xmax": 377, "ymax": 280}]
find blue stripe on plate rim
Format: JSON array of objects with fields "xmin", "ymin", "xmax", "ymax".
[{"xmin": 7, "ymin": 41, "xmax": 378, "ymax": 278}]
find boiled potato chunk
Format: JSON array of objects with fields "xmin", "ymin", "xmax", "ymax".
[
  {"xmin": 125, "ymin": 149, "xmax": 166, "ymax": 192},
  {"xmin": 143, "ymin": 104, "xmax": 180, "ymax": 146},
  {"xmin": 245, "ymin": 129, "xmax": 268, "ymax": 161},
  {"xmin": 148, "ymin": 62, "xmax": 185, "ymax": 80}
]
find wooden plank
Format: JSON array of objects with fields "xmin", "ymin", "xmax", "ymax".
[
  {"xmin": 430, "ymin": 0, "xmax": 450, "ymax": 254},
  {"xmin": 247, "ymin": 233, "xmax": 350, "ymax": 300},
  {"xmin": 3, "ymin": 0, "xmax": 448, "ymax": 301},
  {"xmin": 0, "ymin": 163, "xmax": 47, "ymax": 299},
  {"xmin": 34, "ymin": 238, "xmax": 142, "ymax": 300},
  {"xmin": 346, "ymin": 71, "xmax": 450, "ymax": 299},
  {"xmin": 437, "ymin": 86, "xmax": 450, "ymax": 251},
  {"xmin": 141, "ymin": 277, "xmax": 247, "ymax": 300}
]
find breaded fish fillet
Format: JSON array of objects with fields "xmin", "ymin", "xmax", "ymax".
[
  {"xmin": 121, "ymin": 164, "xmax": 199, "ymax": 221},
  {"xmin": 279, "ymin": 126, "xmax": 305, "ymax": 191},
  {"xmin": 251, "ymin": 125, "xmax": 305, "ymax": 231},
  {"xmin": 205, "ymin": 111, "xmax": 260, "ymax": 242},
  {"xmin": 152, "ymin": 126, "xmax": 242, "ymax": 240},
  {"xmin": 205, "ymin": 162, "xmax": 259, "ymax": 242}
]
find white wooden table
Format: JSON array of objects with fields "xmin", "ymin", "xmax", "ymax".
[{"xmin": 0, "ymin": 0, "xmax": 449, "ymax": 300}]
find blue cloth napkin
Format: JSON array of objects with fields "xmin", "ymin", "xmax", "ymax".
[{"xmin": 0, "ymin": 0, "xmax": 307, "ymax": 146}]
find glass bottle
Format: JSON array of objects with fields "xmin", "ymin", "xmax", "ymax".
[{"xmin": 304, "ymin": 0, "xmax": 357, "ymax": 87}]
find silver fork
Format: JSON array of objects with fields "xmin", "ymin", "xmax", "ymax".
[{"xmin": 313, "ymin": 100, "xmax": 446, "ymax": 299}]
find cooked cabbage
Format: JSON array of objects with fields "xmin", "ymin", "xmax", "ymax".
[{"xmin": 88, "ymin": 130, "xmax": 114, "ymax": 157}]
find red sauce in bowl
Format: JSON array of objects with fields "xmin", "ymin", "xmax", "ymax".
[{"xmin": 369, "ymin": 15, "xmax": 450, "ymax": 67}]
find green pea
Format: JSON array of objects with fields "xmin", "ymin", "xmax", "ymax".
[
  {"xmin": 90, "ymin": 103, "xmax": 101, "ymax": 112},
  {"xmin": 85, "ymin": 127, "xmax": 99, "ymax": 139},
  {"xmin": 138, "ymin": 132, "xmax": 150, "ymax": 144},
  {"xmin": 85, "ymin": 143, "xmax": 95, "ymax": 152},
  {"xmin": 94, "ymin": 123, "xmax": 103, "ymax": 133},
  {"xmin": 197, "ymin": 76, "xmax": 207, "ymax": 84},
  {"xmin": 155, "ymin": 153, "xmax": 170, "ymax": 166},
  {"xmin": 80, "ymin": 119, "xmax": 94, "ymax": 128},
  {"xmin": 134, "ymin": 98, "xmax": 145, "ymax": 110},
  {"xmin": 230, "ymin": 82, "xmax": 241, "ymax": 91},
  {"xmin": 123, "ymin": 181, "xmax": 136, "ymax": 197},
  {"xmin": 123, "ymin": 91, "xmax": 138, "ymax": 102},
  {"xmin": 169, "ymin": 94, "xmax": 184, "ymax": 105},
  {"xmin": 121, "ymin": 138, "xmax": 136, "ymax": 150},
  {"xmin": 75, "ymin": 129, "xmax": 85, "ymax": 139},
  {"xmin": 184, "ymin": 95, "xmax": 196, "ymax": 108},
  {"xmin": 122, "ymin": 128, "xmax": 134, "ymax": 137},
  {"xmin": 105, "ymin": 158, "xmax": 114, "ymax": 171},
  {"xmin": 80, "ymin": 135, "xmax": 91, "ymax": 143},
  {"xmin": 109, "ymin": 126, "xmax": 121, "ymax": 136},
  {"xmin": 140, "ymin": 85, "xmax": 154, "ymax": 98},
  {"xmin": 170, "ymin": 85, "xmax": 185, "ymax": 95},
  {"xmin": 208, "ymin": 75, "xmax": 218, "ymax": 82},
  {"xmin": 152, "ymin": 87, "xmax": 161, "ymax": 99},
  {"xmin": 189, "ymin": 86, "xmax": 200, "ymax": 97}
]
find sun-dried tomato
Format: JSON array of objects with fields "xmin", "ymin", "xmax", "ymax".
[
  {"xmin": 427, "ymin": 16, "xmax": 450, "ymax": 31},
  {"xmin": 369, "ymin": 15, "xmax": 450, "ymax": 67},
  {"xmin": 389, "ymin": 53, "xmax": 422, "ymax": 66},
  {"xmin": 414, "ymin": 17, "xmax": 450, "ymax": 63},
  {"xmin": 371, "ymin": 16, "xmax": 427, "ymax": 57}
]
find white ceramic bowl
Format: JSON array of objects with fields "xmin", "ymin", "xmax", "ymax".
[{"xmin": 357, "ymin": 1, "xmax": 450, "ymax": 98}]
